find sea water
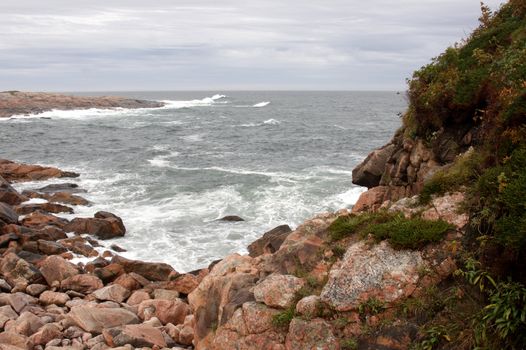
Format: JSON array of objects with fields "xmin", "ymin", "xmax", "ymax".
[{"xmin": 0, "ymin": 91, "xmax": 406, "ymax": 271}]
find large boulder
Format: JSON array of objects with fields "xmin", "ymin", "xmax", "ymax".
[
  {"xmin": 39, "ymin": 255, "xmax": 80, "ymax": 286},
  {"xmin": 0, "ymin": 159, "xmax": 78, "ymax": 182},
  {"xmin": 188, "ymin": 254, "xmax": 258, "ymax": 347},
  {"xmin": 66, "ymin": 212, "xmax": 125, "ymax": 240},
  {"xmin": 15, "ymin": 202, "xmax": 73, "ymax": 215},
  {"xmin": 352, "ymin": 143, "xmax": 396, "ymax": 188},
  {"xmin": 111, "ymin": 255, "xmax": 175, "ymax": 281},
  {"xmin": 0, "ymin": 175, "xmax": 26, "ymax": 205},
  {"xmin": 67, "ymin": 305, "xmax": 140, "ymax": 334},
  {"xmin": 0, "ymin": 202, "xmax": 18, "ymax": 227},
  {"xmin": 0, "ymin": 253, "xmax": 41, "ymax": 286},
  {"xmin": 22, "ymin": 190, "xmax": 90, "ymax": 206},
  {"xmin": 20, "ymin": 211, "xmax": 68, "ymax": 229},
  {"xmin": 320, "ymin": 241, "xmax": 424, "ymax": 311},
  {"xmin": 247, "ymin": 224, "xmax": 292, "ymax": 257}
]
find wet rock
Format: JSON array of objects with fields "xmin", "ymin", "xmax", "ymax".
[
  {"xmin": 217, "ymin": 215, "xmax": 245, "ymax": 222},
  {"xmin": 353, "ymin": 143, "xmax": 396, "ymax": 188},
  {"xmin": 0, "ymin": 175, "xmax": 26, "ymax": 205},
  {"xmin": 37, "ymin": 240, "xmax": 68, "ymax": 255},
  {"xmin": 110, "ymin": 244, "xmax": 126, "ymax": 252},
  {"xmin": 35, "ymin": 183, "xmax": 85, "ymax": 194},
  {"xmin": 60, "ymin": 274, "xmax": 104, "ymax": 294},
  {"xmin": 67, "ymin": 305, "xmax": 140, "ymax": 334},
  {"xmin": 248, "ymin": 224, "xmax": 292, "ymax": 257},
  {"xmin": 22, "ymin": 190, "xmax": 90, "ymax": 206},
  {"xmin": 59, "ymin": 236, "xmax": 99, "ymax": 257},
  {"xmin": 92, "ymin": 284, "xmax": 131, "ymax": 303},
  {"xmin": 320, "ymin": 241, "xmax": 424, "ymax": 311},
  {"xmin": 111, "ymin": 255, "xmax": 175, "ymax": 281},
  {"xmin": 285, "ymin": 318, "xmax": 338, "ymax": 350},
  {"xmin": 0, "ymin": 159, "xmax": 78, "ymax": 182},
  {"xmin": 39, "ymin": 255, "xmax": 80, "ymax": 286},
  {"xmin": 102, "ymin": 324, "xmax": 167, "ymax": 348},
  {"xmin": 0, "ymin": 202, "xmax": 18, "ymax": 226},
  {"xmin": 137, "ymin": 299, "xmax": 191, "ymax": 325},
  {"xmin": 15, "ymin": 202, "xmax": 74, "ymax": 215},
  {"xmin": 253, "ymin": 274, "xmax": 305, "ymax": 309},
  {"xmin": 66, "ymin": 213, "xmax": 125, "ymax": 240},
  {"xmin": 20, "ymin": 211, "xmax": 68, "ymax": 229}
]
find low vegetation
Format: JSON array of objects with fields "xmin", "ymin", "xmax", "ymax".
[{"xmin": 329, "ymin": 212, "xmax": 452, "ymax": 250}]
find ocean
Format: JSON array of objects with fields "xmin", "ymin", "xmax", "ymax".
[{"xmin": 0, "ymin": 91, "xmax": 406, "ymax": 272}]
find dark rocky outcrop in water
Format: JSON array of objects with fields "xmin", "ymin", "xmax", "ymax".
[{"xmin": 0, "ymin": 91, "xmax": 164, "ymax": 119}]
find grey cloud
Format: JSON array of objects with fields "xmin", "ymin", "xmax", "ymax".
[{"xmin": 0, "ymin": 0, "xmax": 505, "ymax": 91}]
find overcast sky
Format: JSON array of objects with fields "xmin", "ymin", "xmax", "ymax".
[{"xmin": 0, "ymin": 0, "xmax": 505, "ymax": 91}]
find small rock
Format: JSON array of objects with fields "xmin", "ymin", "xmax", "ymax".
[
  {"xmin": 39, "ymin": 291, "xmax": 71, "ymax": 306},
  {"xmin": 153, "ymin": 289, "xmax": 179, "ymax": 301},
  {"xmin": 92, "ymin": 284, "xmax": 131, "ymax": 303},
  {"xmin": 217, "ymin": 215, "xmax": 245, "ymax": 222},
  {"xmin": 60, "ymin": 274, "xmax": 103, "ymax": 294}
]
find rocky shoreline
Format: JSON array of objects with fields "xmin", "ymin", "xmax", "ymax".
[
  {"xmin": 0, "ymin": 155, "xmax": 468, "ymax": 350},
  {"xmin": 0, "ymin": 92, "xmax": 164, "ymax": 119}
]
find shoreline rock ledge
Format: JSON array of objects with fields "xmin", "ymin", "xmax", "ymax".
[{"xmin": 0, "ymin": 91, "xmax": 164, "ymax": 119}]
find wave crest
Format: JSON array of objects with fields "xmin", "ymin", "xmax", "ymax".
[{"xmin": 253, "ymin": 101, "xmax": 270, "ymax": 107}]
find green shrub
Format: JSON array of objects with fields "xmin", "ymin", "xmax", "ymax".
[
  {"xmin": 419, "ymin": 148, "xmax": 482, "ymax": 204},
  {"xmin": 272, "ymin": 307, "xmax": 295, "ymax": 328},
  {"xmin": 328, "ymin": 211, "xmax": 399, "ymax": 241},
  {"xmin": 367, "ymin": 216, "xmax": 453, "ymax": 250},
  {"xmin": 358, "ymin": 297, "xmax": 385, "ymax": 318},
  {"xmin": 481, "ymin": 281, "xmax": 526, "ymax": 348},
  {"xmin": 341, "ymin": 338, "xmax": 359, "ymax": 350}
]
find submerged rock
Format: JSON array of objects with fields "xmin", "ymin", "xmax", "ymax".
[{"xmin": 217, "ymin": 215, "xmax": 245, "ymax": 222}]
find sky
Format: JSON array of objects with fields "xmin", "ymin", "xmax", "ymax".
[{"xmin": 0, "ymin": 0, "xmax": 505, "ymax": 91}]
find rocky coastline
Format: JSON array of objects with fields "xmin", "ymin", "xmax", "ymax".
[
  {"xmin": 0, "ymin": 92, "xmax": 164, "ymax": 119},
  {"xmin": 0, "ymin": 136, "xmax": 469, "ymax": 350}
]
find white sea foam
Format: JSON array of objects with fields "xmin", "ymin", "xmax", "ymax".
[
  {"xmin": 7, "ymin": 107, "xmax": 134, "ymax": 120},
  {"xmin": 240, "ymin": 119, "xmax": 281, "ymax": 127},
  {"xmin": 20, "ymin": 198, "xmax": 49, "ymax": 205},
  {"xmin": 161, "ymin": 94, "xmax": 228, "ymax": 109},
  {"xmin": 253, "ymin": 101, "xmax": 270, "ymax": 107},
  {"xmin": 263, "ymin": 118, "xmax": 280, "ymax": 125}
]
